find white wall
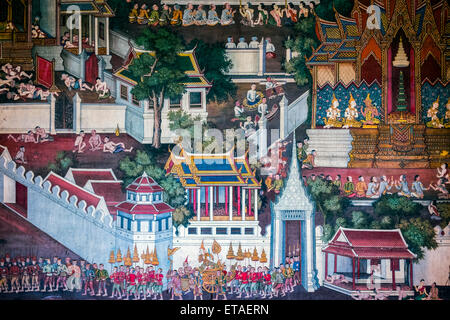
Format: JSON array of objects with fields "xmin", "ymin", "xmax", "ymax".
[
  {"xmin": 413, "ymin": 225, "xmax": 450, "ymax": 285},
  {"xmin": 226, "ymin": 49, "xmax": 260, "ymax": 75},
  {"xmin": 110, "ymin": 30, "xmax": 133, "ymax": 59},
  {"xmin": 0, "ymin": 102, "xmax": 53, "ymax": 133},
  {"xmin": 80, "ymin": 103, "xmax": 127, "ymax": 133}
]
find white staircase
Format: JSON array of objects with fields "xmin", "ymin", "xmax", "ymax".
[{"xmin": 306, "ymin": 129, "xmax": 353, "ymax": 168}]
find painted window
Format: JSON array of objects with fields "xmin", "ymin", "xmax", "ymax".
[
  {"xmin": 132, "ymin": 94, "xmax": 140, "ymax": 106},
  {"xmin": 200, "ymin": 227, "xmax": 212, "ymax": 235},
  {"xmin": 170, "ymin": 96, "xmax": 182, "ymax": 108},
  {"xmin": 137, "ymin": 221, "xmax": 141, "ymax": 232},
  {"xmin": 120, "ymin": 84, "xmax": 128, "ymax": 101},
  {"xmin": 189, "ymin": 92, "xmax": 202, "ymax": 108},
  {"xmin": 188, "ymin": 227, "xmax": 197, "ymax": 235},
  {"xmin": 99, "ymin": 22, "xmax": 105, "ymax": 40},
  {"xmin": 216, "ymin": 227, "xmax": 227, "ymax": 235},
  {"xmin": 244, "ymin": 228, "xmax": 254, "ymax": 235},
  {"xmin": 230, "ymin": 227, "xmax": 241, "ymax": 235},
  {"xmin": 127, "ymin": 219, "xmax": 131, "ymax": 231},
  {"xmin": 158, "ymin": 220, "xmax": 162, "ymax": 232}
]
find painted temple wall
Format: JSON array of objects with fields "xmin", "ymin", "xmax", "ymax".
[
  {"xmin": 0, "ymin": 101, "xmax": 54, "ymax": 133},
  {"xmin": 79, "ymin": 103, "xmax": 127, "ymax": 133},
  {"xmin": 172, "ymin": 222, "xmax": 271, "ymax": 270},
  {"xmin": 413, "ymin": 226, "xmax": 450, "ymax": 286}
]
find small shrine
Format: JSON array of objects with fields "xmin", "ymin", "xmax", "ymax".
[{"xmin": 305, "ymin": 0, "xmax": 449, "ymax": 168}]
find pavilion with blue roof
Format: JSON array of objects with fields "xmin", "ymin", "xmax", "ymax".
[{"xmin": 165, "ymin": 147, "xmax": 261, "ymax": 222}]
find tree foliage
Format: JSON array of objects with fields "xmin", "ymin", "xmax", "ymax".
[
  {"xmin": 315, "ymin": 0, "xmax": 355, "ymax": 21},
  {"xmin": 437, "ymin": 203, "xmax": 450, "ymax": 230},
  {"xmin": 172, "ymin": 206, "xmax": 195, "ymax": 234},
  {"xmin": 373, "ymin": 194, "xmax": 422, "ymax": 226},
  {"xmin": 187, "ymin": 39, "xmax": 237, "ymax": 103},
  {"xmin": 46, "ymin": 151, "xmax": 78, "ymax": 176},
  {"xmin": 119, "ymin": 149, "xmax": 185, "ymax": 208},
  {"xmin": 397, "ymin": 218, "xmax": 438, "ymax": 260},
  {"xmin": 129, "ymin": 28, "xmax": 188, "ymax": 148}
]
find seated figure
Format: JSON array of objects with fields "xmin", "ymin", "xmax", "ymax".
[
  {"xmin": 182, "ymin": 3, "xmax": 196, "ymax": 26},
  {"xmin": 240, "ymin": 3, "xmax": 254, "ymax": 27},
  {"xmin": 225, "ymin": 37, "xmax": 236, "ymax": 49},
  {"xmin": 361, "ymin": 94, "xmax": 380, "ymax": 126},
  {"xmin": 170, "ymin": 4, "xmax": 183, "ymax": 25},
  {"xmin": 220, "ymin": 3, "xmax": 235, "ymax": 26},
  {"xmin": 148, "ymin": 4, "xmax": 160, "ymax": 26},
  {"xmin": 323, "ymin": 94, "xmax": 343, "ymax": 128},
  {"xmin": 194, "ymin": 5, "xmax": 207, "ymax": 26},
  {"xmin": 426, "ymin": 96, "xmax": 444, "ymax": 128},
  {"xmin": 249, "ymin": 36, "xmax": 259, "ymax": 49},
  {"xmin": 206, "ymin": 4, "xmax": 220, "ymax": 26},
  {"xmin": 129, "ymin": 3, "xmax": 139, "ymax": 23},
  {"xmin": 342, "ymin": 93, "xmax": 362, "ymax": 128},
  {"xmin": 265, "ymin": 38, "xmax": 276, "ymax": 58},
  {"xmin": 243, "ymin": 83, "xmax": 263, "ymax": 109},
  {"xmin": 137, "ymin": 4, "xmax": 150, "ymax": 25},
  {"xmin": 159, "ymin": 4, "xmax": 171, "ymax": 26},
  {"xmin": 237, "ymin": 37, "xmax": 248, "ymax": 49}
]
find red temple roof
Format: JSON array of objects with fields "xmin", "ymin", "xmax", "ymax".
[
  {"xmin": 44, "ymin": 172, "xmax": 102, "ymax": 209},
  {"xmin": 125, "ymin": 172, "xmax": 164, "ymax": 193},
  {"xmin": 115, "ymin": 202, "xmax": 173, "ymax": 215},
  {"xmin": 65, "ymin": 168, "xmax": 117, "ymax": 187},
  {"xmin": 322, "ymin": 227, "xmax": 416, "ymax": 259}
]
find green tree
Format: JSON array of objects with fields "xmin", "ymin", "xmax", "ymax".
[
  {"xmin": 129, "ymin": 28, "xmax": 188, "ymax": 149},
  {"xmin": 307, "ymin": 178, "xmax": 349, "ymax": 224},
  {"xmin": 351, "ymin": 210, "xmax": 370, "ymax": 229},
  {"xmin": 437, "ymin": 203, "xmax": 450, "ymax": 229},
  {"xmin": 119, "ymin": 149, "xmax": 185, "ymax": 208},
  {"xmin": 44, "ymin": 151, "xmax": 77, "ymax": 176},
  {"xmin": 373, "ymin": 194, "xmax": 422, "ymax": 226},
  {"xmin": 397, "ymin": 218, "xmax": 438, "ymax": 260},
  {"xmin": 187, "ymin": 39, "xmax": 237, "ymax": 103},
  {"xmin": 172, "ymin": 206, "xmax": 195, "ymax": 234},
  {"xmin": 315, "ymin": 0, "xmax": 354, "ymax": 21}
]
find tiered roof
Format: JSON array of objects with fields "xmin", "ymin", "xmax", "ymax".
[
  {"xmin": 60, "ymin": 0, "xmax": 114, "ymax": 17},
  {"xmin": 126, "ymin": 172, "xmax": 164, "ymax": 193},
  {"xmin": 164, "ymin": 147, "xmax": 261, "ymax": 188},
  {"xmin": 323, "ymin": 227, "xmax": 416, "ymax": 259},
  {"xmin": 114, "ymin": 46, "xmax": 212, "ymax": 89}
]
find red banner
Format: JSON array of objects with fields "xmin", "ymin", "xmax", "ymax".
[{"xmin": 36, "ymin": 56, "xmax": 53, "ymax": 89}]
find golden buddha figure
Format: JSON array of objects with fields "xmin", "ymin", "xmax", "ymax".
[
  {"xmin": 361, "ymin": 94, "xmax": 380, "ymax": 128},
  {"xmin": 444, "ymin": 98, "xmax": 450, "ymax": 128},
  {"xmin": 426, "ymin": 96, "xmax": 444, "ymax": 128},
  {"xmin": 342, "ymin": 93, "xmax": 362, "ymax": 128},
  {"xmin": 323, "ymin": 94, "xmax": 343, "ymax": 128}
]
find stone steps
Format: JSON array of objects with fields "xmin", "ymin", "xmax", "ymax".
[{"xmin": 306, "ymin": 129, "xmax": 353, "ymax": 168}]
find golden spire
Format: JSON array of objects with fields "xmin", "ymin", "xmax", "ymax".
[{"xmin": 392, "ymin": 38, "xmax": 410, "ymax": 68}]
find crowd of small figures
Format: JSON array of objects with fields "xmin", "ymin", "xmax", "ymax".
[{"xmin": 0, "ymin": 254, "xmax": 302, "ymax": 300}]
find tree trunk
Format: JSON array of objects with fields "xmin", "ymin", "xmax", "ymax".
[{"xmin": 152, "ymin": 96, "xmax": 162, "ymax": 149}]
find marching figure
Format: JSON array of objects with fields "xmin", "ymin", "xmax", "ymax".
[
  {"xmin": 41, "ymin": 258, "xmax": 53, "ymax": 292},
  {"xmin": 110, "ymin": 266, "xmax": 122, "ymax": 299},
  {"xmin": 83, "ymin": 263, "xmax": 95, "ymax": 296},
  {"xmin": 214, "ymin": 270, "xmax": 228, "ymax": 300},
  {"xmin": 95, "ymin": 263, "xmax": 109, "ymax": 296}
]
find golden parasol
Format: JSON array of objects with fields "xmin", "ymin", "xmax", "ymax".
[
  {"xmin": 108, "ymin": 250, "xmax": 115, "ymax": 264},
  {"xmin": 116, "ymin": 248, "xmax": 122, "ymax": 263},
  {"xmin": 143, "ymin": 246, "xmax": 151, "ymax": 265},
  {"xmin": 132, "ymin": 244, "xmax": 140, "ymax": 264},
  {"xmin": 124, "ymin": 247, "xmax": 132, "ymax": 267},
  {"xmin": 235, "ymin": 243, "xmax": 244, "ymax": 261},
  {"xmin": 212, "ymin": 239, "xmax": 221, "ymax": 255},
  {"xmin": 226, "ymin": 242, "xmax": 235, "ymax": 260},
  {"xmin": 260, "ymin": 249, "xmax": 267, "ymax": 264},
  {"xmin": 251, "ymin": 247, "xmax": 259, "ymax": 262},
  {"xmin": 152, "ymin": 248, "xmax": 159, "ymax": 266}
]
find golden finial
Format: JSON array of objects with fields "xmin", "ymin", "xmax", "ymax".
[
  {"xmin": 108, "ymin": 250, "xmax": 115, "ymax": 264},
  {"xmin": 116, "ymin": 249, "xmax": 122, "ymax": 263},
  {"xmin": 152, "ymin": 248, "xmax": 159, "ymax": 266},
  {"xmin": 132, "ymin": 244, "xmax": 140, "ymax": 263},
  {"xmin": 259, "ymin": 249, "xmax": 267, "ymax": 264},
  {"xmin": 251, "ymin": 247, "xmax": 259, "ymax": 262},
  {"xmin": 226, "ymin": 242, "xmax": 235, "ymax": 260}
]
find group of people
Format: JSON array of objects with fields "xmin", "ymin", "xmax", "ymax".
[
  {"xmin": 0, "ymin": 63, "xmax": 57, "ymax": 102},
  {"xmin": 0, "ymin": 254, "xmax": 164, "ymax": 299},
  {"xmin": 303, "ymin": 162, "xmax": 449, "ymax": 201},
  {"xmin": 0, "ymin": 253, "xmax": 302, "ymax": 300},
  {"xmin": 167, "ymin": 256, "xmax": 301, "ymax": 300},
  {"xmin": 7, "ymin": 126, "xmax": 54, "ymax": 164},
  {"xmin": 128, "ymin": 2, "xmax": 316, "ymax": 27},
  {"xmin": 73, "ymin": 130, "xmax": 133, "ymax": 154},
  {"xmin": 61, "ymin": 73, "xmax": 111, "ymax": 99}
]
